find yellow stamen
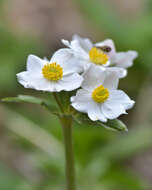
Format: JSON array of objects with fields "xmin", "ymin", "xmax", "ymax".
[
  {"xmin": 89, "ymin": 47, "xmax": 108, "ymax": 65},
  {"xmin": 42, "ymin": 62, "xmax": 63, "ymax": 81},
  {"xmin": 92, "ymin": 85, "xmax": 109, "ymax": 103}
]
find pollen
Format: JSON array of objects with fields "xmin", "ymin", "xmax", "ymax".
[
  {"xmin": 89, "ymin": 47, "xmax": 108, "ymax": 65},
  {"xmin": 92, "ymin": 85, "xmax": 109, "ymax": 103},
  {"xmin": 42, "ymin": 62, "xmax": 63, "ymax": 81}
]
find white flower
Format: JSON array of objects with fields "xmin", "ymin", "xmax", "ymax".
[
  {"xmin": 62, "ymin": 34, "xmax": 138, "ymax": 78},
  {"xmin": 17, "ymin": 49, "xmax": 83, "ymax": 92},
  {"xmin": 71, "ymin": 65, "xmax": 135, "ymax": 122},
  {"xmin": 95, "ymin": 38, "xmax": 138, "ymax": 68}
]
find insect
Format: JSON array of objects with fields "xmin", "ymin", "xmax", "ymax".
[{"xmin": 98, "ymin": 46, "xmax": 112, "ymax": 53}]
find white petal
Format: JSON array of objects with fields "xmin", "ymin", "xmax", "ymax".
[
  {"xmin": 70, "ymin": 39, "xmax": 89, "ymax": 59},
  {"xmin": 106, "ymin": 67, "xmax": 127, "ymax": 78},
  {"xmin": 57, "ymin": 73, "xmax": 83, "ymax": 91},
  {"xmin": 27, "ymin": 54, "xmax": 45, "ymax": 71},
  {"xmin": 50, "ymin": 48, "xmax": 83, "ymax": 74},
  {"xmin": 71, "ymin": 89, "xmax": 107, "ymax": 122},
  {"xmin": 101, "ymin": 89, "xmax": 135, "ymax": 119},
  {"xmin": 71, "ymin": 89, "xmax": 93, "ymax": 112},
  {"xmin": 17, "ymin": 71, "xmax": 56, "ymax": 91},
  {"xmin": 43, "ymin": 57, "xmax": 49, "ymax": 61},
  {"xmin": 17, "ymin": 71, "xmax": 31, "ymax": 88},
  {"xmin": 62, "ymin": 38, "xmax": 89, "ymax": 60},
  {"xmin": 82, "ymin": 65, "xmax": 106, "ymax": 91},
  {"xmin": 102, "ymin": 69, "xmax": 120, "ymax": 90},
  {"xmin": 102, "ymin": 101, "xmax": 127, "ymax": 120},
  {"xmin": 108, "ymin": 90, "xmax": 135, "ymax": 110},
  {"xmin": 112, "ymin": 51, "xmax": 138, "ymax": 68},
  {"xmin": 88, "ymin": 102, "xmax": 107, "ymax": 122},
  {"xmin": 17, "ymin": 71, "xmax": 43, "ymax": 88},
  {"xmin": 61, "ymin": 39, "xmax": 71, "ymax": 48},
  {"xmin": 72, "ymin": 34, "xmax": 93, "ymax": 52},
  {"xmin": 95, "ymin": 39, "xmax": 116, "ymax": 58}
]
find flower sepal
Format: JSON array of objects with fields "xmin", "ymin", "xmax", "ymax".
[{"xmin": 73, "ymin": 112, "xmax": 128, "ymax": 132}]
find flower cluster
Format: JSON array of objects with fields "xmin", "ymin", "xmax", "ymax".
[{"xmin": 17, "ymin": 35, "xmax": 137, "ymax": 122}]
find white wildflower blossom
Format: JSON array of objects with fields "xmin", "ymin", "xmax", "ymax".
[
  {"xmin": 17, "ymin": 49, "xmax": 83, "ymax": 92},
  {"xmin": 62, "ymin": 34, "xmax": 138, "ymax": 78},
  {"xmin": 71, "ymin": 65, "xmax": 135, "ymax": 122}
]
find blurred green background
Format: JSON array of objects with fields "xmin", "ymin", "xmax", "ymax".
[{"xmin": 0, "ymin": 0, "xmax": 152, "ymax": 189}]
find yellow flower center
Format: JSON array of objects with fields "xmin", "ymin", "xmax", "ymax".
[
  {"xmin": 89, "ymin": 47, "xmax": 108, "ymax": 65},
  {"xmin": 42, "ymin": 62, "xmax": 63, "ymax": 81},
  {"xmin": 92, "ymin": 85, "xmax": 109, "ymax": 103}
]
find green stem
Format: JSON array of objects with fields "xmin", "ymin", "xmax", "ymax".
[
  {"xmin": 53, "ymin": 92, "xmax": 64, "ymax": 113},
  {"xmin": 53, "ymin": 92, "xmax": 76, "ymax": 189},
  {"xmin": 60, "ymin": 116, "xmax": 76, "ymax": 190}
]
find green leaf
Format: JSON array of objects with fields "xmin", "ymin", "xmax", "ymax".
[
  {"xmin": 2, "ymin": 95, "xmax": 58, "ymax": 114},
  {"xmin": 104, "ymin": 119, "xmax": 128, "ymax": 132},
  {"xmin": 73, "ymin": 113, "xmax": 127, "ymax": 132},
  {"xmin": 2, "ymin": 95, "xmax": 42, "ymax": 104}
]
